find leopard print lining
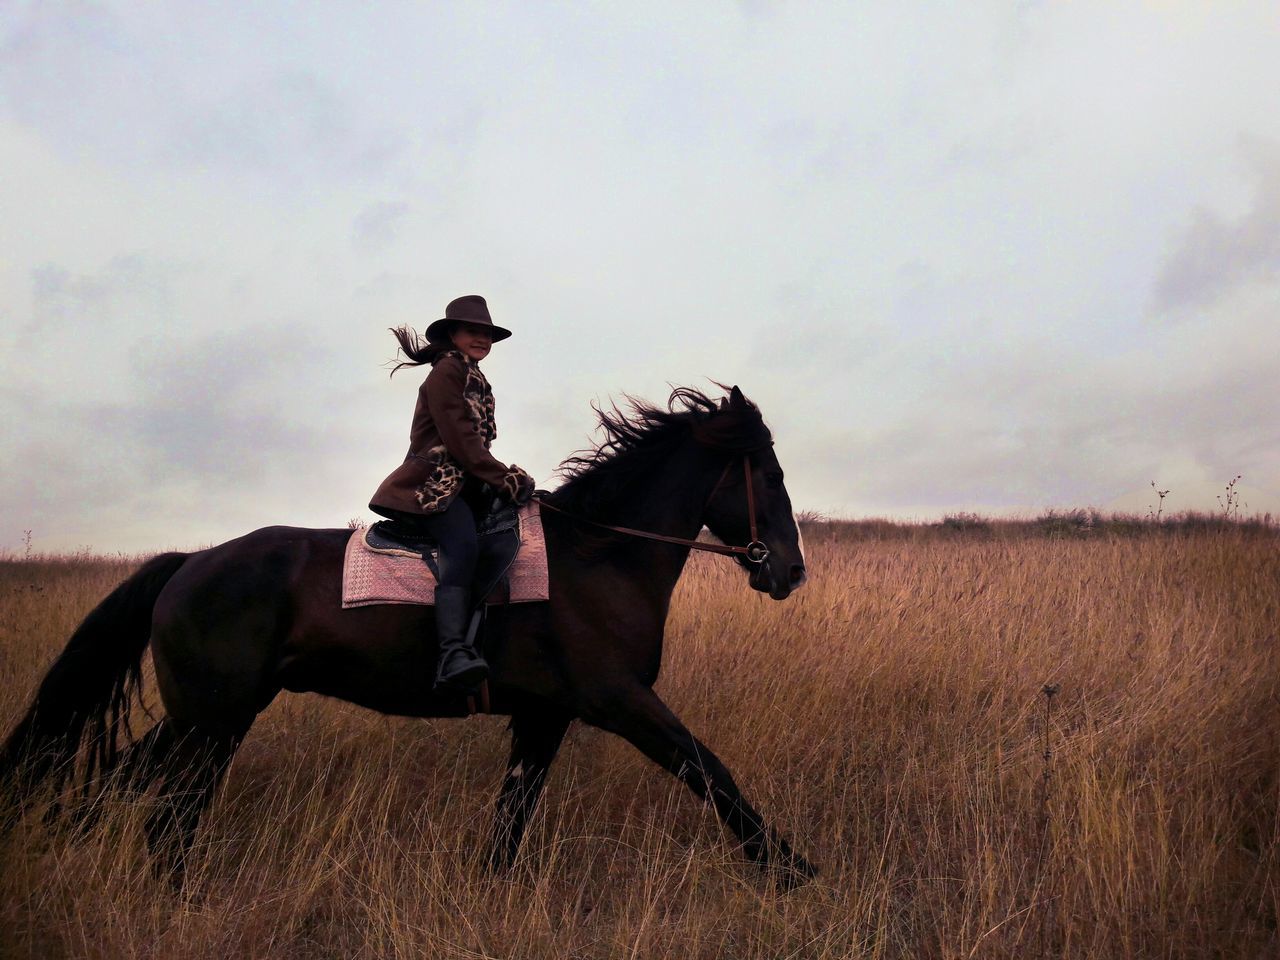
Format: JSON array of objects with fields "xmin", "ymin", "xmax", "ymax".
[
  {"xmin": 413, "ymin": 445, "xmax": 465, "ymax": 512},
  {"xmin": 463, "ymin": 361, "xmax": 497, "ymax": 446}
]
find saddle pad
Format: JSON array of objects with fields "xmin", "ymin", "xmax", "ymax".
[{"xmin": 342, "ymin": 501, "xmax": 549, "ymax": 608}]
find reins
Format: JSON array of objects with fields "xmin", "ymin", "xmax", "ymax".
[{"xmin": 534, "ymin": 454, "xmax": 770, "ymax": 565}]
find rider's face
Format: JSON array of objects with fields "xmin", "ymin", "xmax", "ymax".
[{"xmin": 450, "ymin": 323, "xmax": 493, "ymax": 361}]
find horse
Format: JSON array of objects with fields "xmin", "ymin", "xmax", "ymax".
[{"xmin": 0, "ymin": 384, "xmax": 815, "ymax": 885}]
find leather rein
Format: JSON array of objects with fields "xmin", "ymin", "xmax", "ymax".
[{"xmin": 534, "ymin": 454, "xmax": 770, "ymax": 565}]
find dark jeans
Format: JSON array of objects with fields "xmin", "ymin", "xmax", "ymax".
[{"xmin": 380, "ymin": 497, "xmax": 479, "ymax": 589}]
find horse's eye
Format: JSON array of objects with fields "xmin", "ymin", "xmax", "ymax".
[{"xmin": 766, "ymin": 472, "xmax": 784, "ymax": 489}]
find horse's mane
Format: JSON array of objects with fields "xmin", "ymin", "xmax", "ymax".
[{"xmin": 548, "ymin": 386, "xmax": 772, "ymax": 523}]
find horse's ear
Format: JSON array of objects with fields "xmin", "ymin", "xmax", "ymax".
[{"xmin": 729, "ymin": 385, "xmax": 746, "ymax": 408}]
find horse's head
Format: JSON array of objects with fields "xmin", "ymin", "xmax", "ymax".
[{"xmin": 700, "ymin": 386, "xmax": 808, "ymax": 601}]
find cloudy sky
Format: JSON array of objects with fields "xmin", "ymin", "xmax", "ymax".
[{"xmin": 2, "ymin": 2, "xmax": 1278, "ymax": 552}]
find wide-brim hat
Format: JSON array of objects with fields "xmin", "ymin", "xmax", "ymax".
[{"xmin": 425, "ymin": 294, "xmax": 512, "ymax": 343}]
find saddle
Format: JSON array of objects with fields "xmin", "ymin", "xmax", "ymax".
[
  {"xmin": 365, "ymin": 501, "xmax": 520, "ymax": 603},
  {"xmin": 342, "ymin": 501, "xmax": 548, "ymax": 609}
]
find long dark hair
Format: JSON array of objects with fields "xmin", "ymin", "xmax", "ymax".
[{"xmin": 387, "ymin": 325, "xmax": 453, "ymax": 376}]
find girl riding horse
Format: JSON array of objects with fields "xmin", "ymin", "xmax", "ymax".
[{"xmin": 368, "ymin": 295, "xmax": 534, "ymax": 693}]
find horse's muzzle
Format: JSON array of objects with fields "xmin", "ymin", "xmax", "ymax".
[{"xmin": 748, "ymin": 557, "xmax": 797, "ymax": 601}]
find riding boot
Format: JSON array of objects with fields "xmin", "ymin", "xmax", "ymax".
[{"xmin": 432, "ymin": 585, "xmax": 488, "ymax": 693}]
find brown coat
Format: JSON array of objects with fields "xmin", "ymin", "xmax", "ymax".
[{"xmin": 369, "ymin": 351, "xmax": 515, "ymax": 517}]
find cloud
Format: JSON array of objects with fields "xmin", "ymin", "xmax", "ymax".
[
  {"xmin": 126, "ymin": 326, "xmax": 325, "ymax": 476},
  {"xmin": 0, "ymin": 2, "xmax": 157, "ymax": 167},
  {"xmin": 0, "ymin": 317, "xmax": 378, "ymax": 550},
  {"xmin": 351, "ymin": 201, "xmax": 411, "ymax": 253},
  {"xmin": 1, "ymin": 7, "xmax": 407, "ymax": 189},
  {"xmin": 9, "ymin": 255, "xmax": 187, "ymax": 411},
  {"xmin": 1153, "ymin": 141, "xmax": 1280, "ymax": 315},
  {"xmin": 162, "ymin": 70, "xmax": 406, "ymax": 182},
  {"xmin": 26, "ymin": 254, "xmax": 177, "ymax": 330},
  {"xmin": 741, "ymin": 244, "xmax": 1280, "ymax": 517}
]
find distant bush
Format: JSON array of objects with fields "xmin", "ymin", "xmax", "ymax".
[
  {"xmin": 795, "ymin": 509, "xmax": 1278, "ymax": 543},
  {"xmin": 1034, "ymin": 508, "xmax": 1101, "ymax": 537},
  {"xmin": 794, "ymin": 509, "xmax": 827, "ymax": 525},
  {"xmin": 939, "ymin": 512, "xmax": 991, "ymax": 533}
]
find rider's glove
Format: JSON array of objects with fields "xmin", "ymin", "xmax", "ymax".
[{"xmin": 501, "ymin": 465, "xmax": 535, "ymax": 505}]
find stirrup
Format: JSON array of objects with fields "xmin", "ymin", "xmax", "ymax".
[{"xmin": 434, "ymin": 655, "xmax": 488, "ymax": 694}]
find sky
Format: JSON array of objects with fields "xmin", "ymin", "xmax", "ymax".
[{"xmin": 2, "ymin": 1, "xmax": 1278, "ymax": 552}]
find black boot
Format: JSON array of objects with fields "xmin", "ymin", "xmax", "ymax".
[{"xmin": 432, "ymin": 585, "xmax": 488, "ymax": 694}]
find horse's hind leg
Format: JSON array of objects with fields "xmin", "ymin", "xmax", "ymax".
[
  {"xmin": 145, "ymin": 724, "xmax": 243, "ymax": 883},
  {"xmin": 487, "ymin": 704, "xmax": 573, "ymax": 871},
  {"xmin": 587, "ymin": 685, "xmax": 816, "ymax": 886}
]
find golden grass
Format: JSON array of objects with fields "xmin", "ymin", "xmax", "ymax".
[{"xmin": 1, "ymin": 526, "xmax": 1277, "ymax": 958}]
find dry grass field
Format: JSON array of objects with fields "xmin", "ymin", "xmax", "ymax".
[{"xmin": 1, "ymin": 521, "xmax": 1277, "ymax": 959}]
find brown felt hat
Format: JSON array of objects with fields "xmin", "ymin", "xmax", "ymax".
[{"xmin": 425, "ymin": 294, "xmax": 512, "ymax": 344}]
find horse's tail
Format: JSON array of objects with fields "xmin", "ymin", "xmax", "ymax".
[{"xmin": 0, "ymin": 551, "xmax": 189, "ymax": 805}]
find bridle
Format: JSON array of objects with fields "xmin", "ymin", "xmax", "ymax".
[{"xmin": 534, "ymin": 452, "xmax": 771, "ymax": 565}]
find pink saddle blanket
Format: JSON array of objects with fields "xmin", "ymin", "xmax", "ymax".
[{"xmin": 342, "ymin": 501, "xmax": 549, "ymax": 609}]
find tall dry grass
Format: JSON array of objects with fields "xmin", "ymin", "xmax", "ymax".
[{"xmin": 1, "ymin": 525, "xmax": 1277, "ymax": 958}]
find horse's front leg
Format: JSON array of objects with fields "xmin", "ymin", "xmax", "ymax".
[
  {"xmin": 487, "ymin": 704, "xmax": 573, "ymax": 871},
  {"xmin": 585, "ymin": 685, "xmax": 817, "ymax": 886}
]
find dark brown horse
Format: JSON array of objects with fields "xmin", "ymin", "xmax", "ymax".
[{"xmin": 1, "ymin": 385, "xmax": 814, "ymax": 883}]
